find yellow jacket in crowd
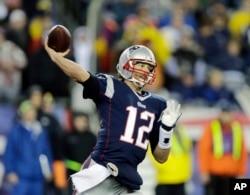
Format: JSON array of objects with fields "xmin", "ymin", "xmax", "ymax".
[{"xmin": 148, "ymin": 125, "xmax": 193, "ymax": 184}]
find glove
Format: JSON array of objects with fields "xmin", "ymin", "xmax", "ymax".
[
  {"xmin": 158, "ymin": 100, "xmax": 181, "ymax": 149},
  {"xmin": 161, "ymin": 100, "xmax": 182, "ymax": 128}
]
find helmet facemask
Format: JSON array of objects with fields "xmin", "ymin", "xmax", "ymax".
[{"xmin": 123, "ymin": 59, "xmax": 156, "ymax": 88}]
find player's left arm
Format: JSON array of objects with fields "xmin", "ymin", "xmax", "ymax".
[
  {"xmin": 151, "ymin": 100, "xmax": 182, "ymax": 163},
  {"xmin": 152, "ymin": 145, "xmax": 171, "ymax": 163}
]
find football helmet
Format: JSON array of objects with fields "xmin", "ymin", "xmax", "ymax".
[{"xmin": 116, "ymin": 45, "xmax": 157, "ymax": 87}]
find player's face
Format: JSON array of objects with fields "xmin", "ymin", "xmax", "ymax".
[{"xmin": 132, "ymin": 62, "xmax": 155, "ymax": 83}]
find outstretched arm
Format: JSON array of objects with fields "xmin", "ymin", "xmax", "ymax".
[{"xmin": 44, "ymin": 38, "xmax": 90, "ymax": 82}]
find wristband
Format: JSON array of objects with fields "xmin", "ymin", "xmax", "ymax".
[
  {"xmin": 158, "ymin": 125, "xmax": 173, "ymax": 149},
  {"xmin": 161, "ymin": 123, "xmax": 174, "ymax": 131}
]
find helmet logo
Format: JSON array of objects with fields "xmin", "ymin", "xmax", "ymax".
[{"xmin": 128, "ymin": 45, "xmax": 140, "ymax": 53}]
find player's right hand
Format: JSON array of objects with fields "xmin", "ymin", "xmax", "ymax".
[{"xmin": 44, "ymin": 37, "xmax": 70, "ymax": 59}]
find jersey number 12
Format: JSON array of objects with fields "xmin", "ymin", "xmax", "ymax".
[{"xmin": 120, "ymin": 106, "xmax": 155, "ymax": 150}]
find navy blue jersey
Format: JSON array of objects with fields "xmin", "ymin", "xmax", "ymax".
[{"xmin": 80, "ymin": 73, "xmax": 166, "ymax": 190}]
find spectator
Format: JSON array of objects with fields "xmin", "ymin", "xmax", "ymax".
[
  {"xmin": 0, "ymin": 26, "xmax": 27, "ymax": 103},
  {"xmin": 42, "ymin": 92, "xmax": 55, "ymax": 115},
  {"xmin": 211, "ymin": 12, "xmax": 231, "ymax": 55},
  {"xmin": 211, "ymin": 38, "xmax": 246, "ymax": 72},
  {"xmin": 5, "ymin": 9, "xmax": 30, "ymax": 53},
  {"xmin": 106, "ymin": 0, "xmax": 139, "ymax": 41},
  {"xmin": 199, "ymin": 69, "xmax": 238, "ymax": 107},
  {"xmin": 197, "ymin": 15, "xmax": 224, "ymax": 66},
  {"xmin": 159, "ymin": 1, "xmax": 197, "ymax": 32},
  {"xmin": 3, "ymin": 100, "xmax": 53, "ymax": 195},
  {"xmin": 164, "ymin": 31, "xmax": 206, "ymax": 94},
  {"xmin": 57, "ymin": 0, "xmax": 89, "ymax": 26},
  {"xmin": 95, "ymin": 12, "xmax": 119, "ymax": 73},
  {"xmin": 160, "ymin": 11, "xmax": 195, "ymax": 53},
  {"xmin": 148, "ymin": 124, "xmax": 193, "ymax": 195},
  {"xmin": 62, "ymin": 112, "xmax": 97, "ymax": 194},
  {"xmin": 168, "ymin": 68, "xmax": 202, "ymax": 105},
  {"xmin": 27, "ymin": 85, "xmax": 67, "ymax": 195},
  {"xmin": 144, "ymin": 0, "xmax": 173, "ymax": 20},
  {"xmin": 27, "ymin": 8, "xmax": 54, "ymax": 56},
  {"xmin": 228, "ymin": 0, "xmax": 250, "ymax": 39},
  {"xmin": 197, "ymin": 101, "xmax": 248, "ymax": 195}
]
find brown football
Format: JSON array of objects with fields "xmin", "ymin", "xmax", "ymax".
[{"xmin": 47, "ymin": 25, "xmax": 71, "ymax": 52}]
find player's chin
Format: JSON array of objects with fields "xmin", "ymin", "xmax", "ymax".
[{"xmin": 134, "ymin": 81, "xmax": 146, "ymax": 89}]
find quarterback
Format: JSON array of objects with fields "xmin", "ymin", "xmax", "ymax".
[{"xmin": 44, "ymin": 40, "xmax": 181, "ymax": 194}]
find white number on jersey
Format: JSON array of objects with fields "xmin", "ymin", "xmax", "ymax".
[{"xmin": 120, "ymin": 106, "xmax": 155, "ymax": 150}]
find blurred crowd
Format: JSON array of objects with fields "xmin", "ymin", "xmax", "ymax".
[
  {"xmin": 0, "ymin": 0, "xmax": 249, "ymax": 108},
  {"xmin": 0, "ymin": 0, "xmax": 250, "ymax": 195}
]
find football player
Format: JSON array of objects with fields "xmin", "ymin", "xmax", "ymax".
[{"xmin": 44, "ymin": 40, "xmax": 181, "ymax": 194}]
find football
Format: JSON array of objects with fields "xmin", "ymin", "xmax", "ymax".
[{"xmin": 47, "ymin": 25, "xmax": 71, "ymax": 52}]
